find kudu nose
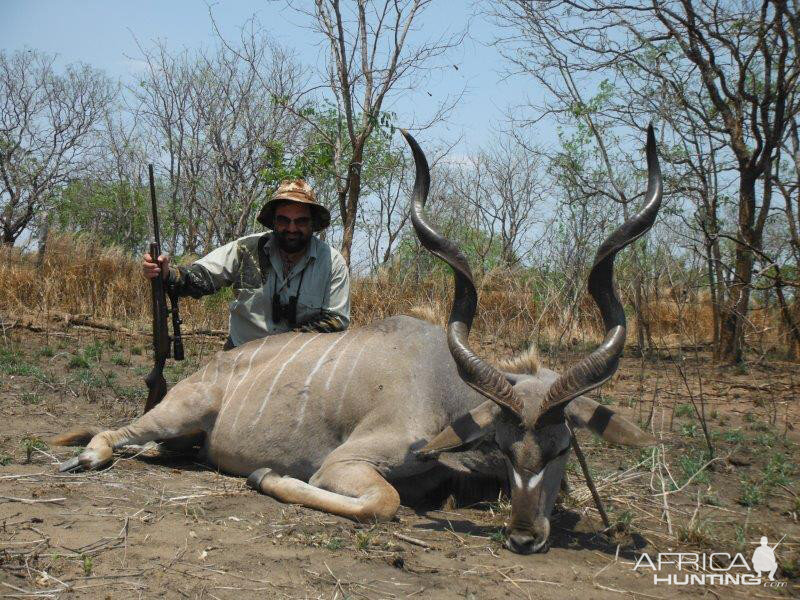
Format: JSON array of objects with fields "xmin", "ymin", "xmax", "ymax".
[{"xmin": 505, "ymin": 532, "xmax": 549, "ymax": 555}]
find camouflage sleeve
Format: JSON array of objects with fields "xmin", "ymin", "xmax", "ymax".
[
  {"xmin": 166, "ymin": 264, "xmax": 224, "ymax": 299},
  {"xmin": 293, "ymin": 311, "xmax": 348, "ymax": 333},
  {"xmin": 166, "ymin": 240, "xmax": 241, "ymax": 299}
]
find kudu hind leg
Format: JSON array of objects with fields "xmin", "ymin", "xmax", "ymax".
[
  {"xmin": 247, "ymin": 462, "xmax": 400, "ymax": 523},
  {"xmin": 59, "ymin": 384, "xmax": 215, "ymax": 472}
]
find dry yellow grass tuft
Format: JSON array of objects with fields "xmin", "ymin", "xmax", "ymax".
[
  {"xmin": 406, "ymin": 304, "xmax": 445, "ymax": 325},
  {"xmin": 496, "ymin": 345, "xmax": 541, "ymax": 375}
]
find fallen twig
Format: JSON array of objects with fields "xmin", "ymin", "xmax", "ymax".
[
  {"xmin": 393, "ymin": 532, "xmax": 434, "ymax": 549},
  {"xmin": 0, "ymin": 495, "xmax": 66, "ymax": 505}
]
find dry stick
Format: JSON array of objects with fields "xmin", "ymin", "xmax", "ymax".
[
  {"xmin": 0, "ymin": 495, "xmax": 66, "ymax": 505},
  {"xmin": 654, "ymin": 454, "xmax": 725, "ymax": 497},
  {"xmin": 324, "ymin": 562, "xmax": 347, "ymax": 600},
  {"xmin": 570, "ymin": 432, "xmax": 611, "ymax": 529},
  {"xmin": 645, "ymin": 369, "xmax": 660, "ymax": 431},
  {"xmin": 658, "ymin": 447, "xmax": 673, "ymax": 536},
  {"xmin": 493, "ymin": 567, "xmax": 533, "ymax": 600},
  {"xmin": 392, "ymin": 532, "xmax": 433, "ymax": 549},
  {"xmin": 1, "ymin": 581, "xmax": 62, "ymax": 596}
]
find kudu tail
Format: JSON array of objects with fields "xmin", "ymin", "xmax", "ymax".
[{"xmin": 50, "ymin": 427, "xmax": 103, "ymax": 447}]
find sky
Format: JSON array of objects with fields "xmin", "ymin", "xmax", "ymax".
[{"xmin": 0, "ymin": 0, "xmax": 543, "ymax": 153}]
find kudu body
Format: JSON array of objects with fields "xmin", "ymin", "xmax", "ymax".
[{"xmin": 55, "ymin": 129, "xmax": 662, "ymax": 554}]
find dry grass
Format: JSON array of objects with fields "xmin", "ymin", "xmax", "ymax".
[
  {"xmin": 1, "ymin": 234, "xmax": 228, "ymax": 334},
  {"xmin": 1, "ymin": 233, "xmax": 792, "ymax": 359}
]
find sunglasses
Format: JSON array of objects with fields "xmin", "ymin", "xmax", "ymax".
[{"xmin": 275, "ymin": 215, "xmax": 312, "ymax": 228}]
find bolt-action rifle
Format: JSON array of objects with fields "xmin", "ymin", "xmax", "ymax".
[{"xmin": 144, "ymin": 164, "xmax": 184, "ymax": 413}]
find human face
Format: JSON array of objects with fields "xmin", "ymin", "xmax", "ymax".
[{"xmin": 274, "ymin": 202, "xmax": 313, "ymax": 254}]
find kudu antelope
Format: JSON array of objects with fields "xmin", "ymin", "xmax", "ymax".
[{"xmin": 54, "ymin": 127, "xmax": 662, "ymax": 554}]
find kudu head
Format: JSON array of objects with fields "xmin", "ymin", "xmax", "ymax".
[{"xmin": 401, "ymin": 127, "xmax": 662, "ymax": 555}]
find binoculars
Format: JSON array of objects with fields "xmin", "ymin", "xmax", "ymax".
[{"xmin": 272, "ymin": 292, "xmax": 299, "ymax": 325}]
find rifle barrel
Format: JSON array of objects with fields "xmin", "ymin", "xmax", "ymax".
[{"xmin": 148, "ymin": 164, "xmax": 161, "ymax": 249}]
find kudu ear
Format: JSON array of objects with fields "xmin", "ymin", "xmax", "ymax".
[
  {"xmin": 417, "ymin": 400, "xmax": 499, "ymax": 457},
  {"xmin": 565, "ymin": 397, "xmax": 656, "ymax": 447}
]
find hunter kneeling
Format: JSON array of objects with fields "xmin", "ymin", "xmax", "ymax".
[{"xmin": 143, "ymin": 179, "xmax": 350, "ymax": 349}]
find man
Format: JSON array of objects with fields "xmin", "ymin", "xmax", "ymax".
[{"xmin": 143, "ymin": 179, "xmax": 350, "ymax": 349}]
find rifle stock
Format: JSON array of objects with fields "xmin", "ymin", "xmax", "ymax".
[{"xmin": 144, "ymin": 356, "xmax": 168, "ymax": 413}]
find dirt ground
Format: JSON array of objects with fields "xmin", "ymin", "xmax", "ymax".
[{"xmin": 1, "ymin": 324, "xmax": 798, "ymax": 599}]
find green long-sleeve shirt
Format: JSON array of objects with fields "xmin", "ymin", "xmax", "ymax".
[{"xmin": 167, "ymin": 233, "xmax": 350, "ymax": 346}]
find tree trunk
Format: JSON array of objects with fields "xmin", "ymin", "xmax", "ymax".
[
  {"xmin": 791, "ymin": 298, "xmax": 800, "ymax": 361},
  {"xmin": 36, "ymin": 221, "xmax": 50, "ymax": 270},
  {"xmin": 706, "ymin": 246, "xmax": 720, "ymax": 350},
  {"xmin": 339, "ymin": 145, "xmax": 364, "ymax": 267},
  {"xmin": 718, "ymin": 176, "xmax": 758, "ymax": 363},
  {"xmin": 774, "ymin": 276, "xmax": 800, "ymax": 360},
  {"xmin": 186, "ymin": 201, "xmax": 197, "ymax": 255},
  {"xmin": 632, "ymin": 247, "xmax": 654, "ymax": 355}
]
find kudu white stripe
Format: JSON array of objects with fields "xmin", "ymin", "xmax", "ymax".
[
  {"xmin": 211, "ymin": 337, "xmax": 273, "ymax": 442},
  {"xmin": 224, "ymin": 336, "xmax": 270, "ymax": 411},
  {"xmin": 324, "ymin": 330, "xmax": 362, "ymax": 391},
  {"xmin": 294, "ymin": 332, "xmax": 349, "ymax": 431},
  {"xmin": 342, "ymin": 343, "xmax": 369, "ymax": 394},
  {"xmin": 252, "ymin": 333, "xmax": 323, "ymax": 425},
  {"xmin": 334, "ymin": 342, "xmax": 370, "ymax": 419},
  {"xmin": 224, "ymin": 333, "xmax": 303, "ymax": 433},
  {"xmin": 198, "ymin": 362, "xmax": 211, "ymax": 383},
  {"xmin": 222, "ymin": 349, "xmax": 247, "ymax": 400},
  {"xmin": 209, "ymin": 357, "xmax": 222, "ymax": 387}
]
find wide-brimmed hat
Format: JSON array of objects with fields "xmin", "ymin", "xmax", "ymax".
[{"xmin": 257, "ymin": 179, "xmax": 331, "ymax": 231}]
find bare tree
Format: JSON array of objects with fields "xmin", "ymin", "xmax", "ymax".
[
  {"xmin": 767, "ymin": 119, "xmax": 800, "ymax": 358},
  {"xmin": 493, "ymin": 0, "xmax": 800, "ymax": 363},
  {"xmin": 283, "ymin": 0, "xmax": 464, "ymax": 266},
  {"xmin": 130, "ymin": 30, "xmax": 308, "ymax": 254},
  {"xmin": 462, "ymin": 136, "xmax": 548, "ymax": 268},
  {"xmin": 193, "ymin": 34, "xmax": 308, "ymax": 244},
  {"xmin": 0, "ymin": 49, "xmax": 116, "ymax": 245},
  {"xmin": 676, "ymin": 129, "xmax": 733, "ymax": 352},
  {"xmin": 50, "ymin": 112, "xmax": 150, "ymax": 252},
  {"xmin": 129, "ymin": 41, "xmax": 195, "ymax": 253},
  {"xmin": 545, "ymin": 135, "xmax": 625, "ymax": 340},
  {"xmin": 359, "ymin": 140, "xmax": 411, "ymax": 269}
]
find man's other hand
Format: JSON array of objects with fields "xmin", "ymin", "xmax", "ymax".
[{"xmin": 143, "ymin": 253, "xmax": 170, "ymax": 281}]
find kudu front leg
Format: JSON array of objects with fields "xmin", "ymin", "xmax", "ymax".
[
  {"xmin": 247, "ymin": 461, "xmax": 400, "ymax": 523},
  {"xmin": 55, "ymin": 383, "xmax": 215, "ymax": 472}
]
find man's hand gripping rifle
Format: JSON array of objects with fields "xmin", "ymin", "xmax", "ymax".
[{"xmin": 144, "ymin": 164, "xmax": 184, "ymax": 413}]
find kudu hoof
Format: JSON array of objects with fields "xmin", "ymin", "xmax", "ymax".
[
  {"xmin": 58, "ymin": 456, "xmax": 84, "ymax": 473},
  {"xmin": 57, "ymin": 448, "xmax": 112, "ymax": 472},
  {"xmin": 246, "ymin": 467, "xmax": 274, "ymax": 491}
]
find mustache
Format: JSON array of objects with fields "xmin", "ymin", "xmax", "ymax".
[{"xmin": 276, "ymin": 230, "xmax": 310, "ymax": 251}]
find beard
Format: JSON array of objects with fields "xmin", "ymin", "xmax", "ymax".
[{"xmin": 275, "ymin": 229, "xmax": 311, "ymax": 253}]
